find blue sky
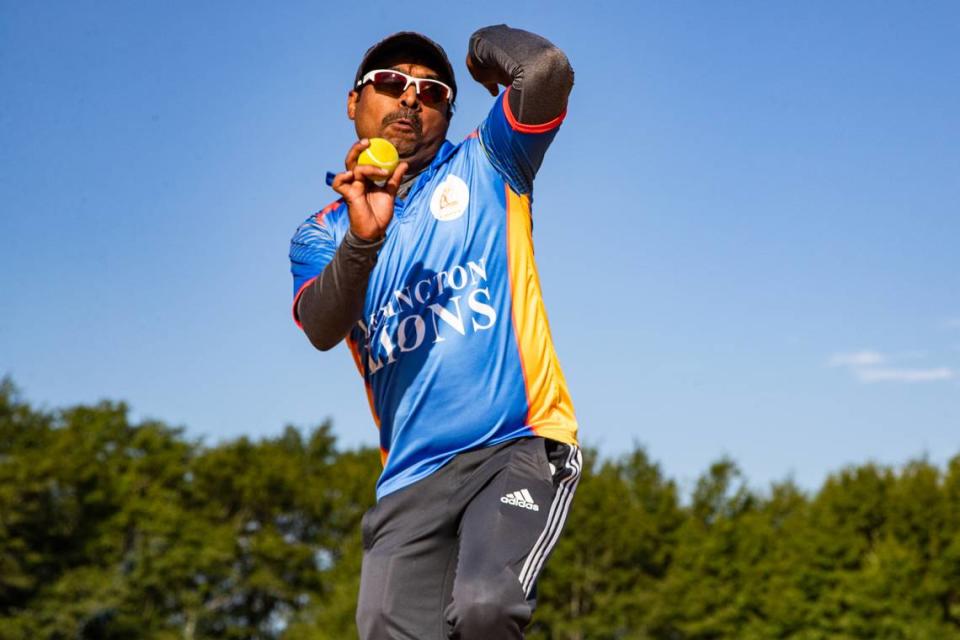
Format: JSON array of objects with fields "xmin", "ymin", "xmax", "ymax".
[{"xmin": 2, "ymin": 1, "xmax": 958, "ymax": 494}]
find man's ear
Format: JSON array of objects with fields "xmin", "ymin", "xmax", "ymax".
[{"xmin": 347, "ymin": 90, "xmax": 359, "ymax": 121}]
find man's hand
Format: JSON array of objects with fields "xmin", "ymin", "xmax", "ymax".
[
  {"xmin": 332, "ymin": 139, "xmax": 409, "ymax": 241},
  {"xmin": 466, "ymin": 53, "xmax": 511, "ymax": 97}
]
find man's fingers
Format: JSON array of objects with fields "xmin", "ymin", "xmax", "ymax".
[
  {"xmin": 465, "ymin": 53, "xmax": 478, "ymax": 77},
  {"xmin": 344, "ymin": 138, "xmax": 370, "ymax": 171},
  {"xmin": 333, "ymin": 170, "xmax": 373, "ymax": 204},
  {"xmin": 465, "ymin": 53, "xmax": 501, "ymax": 96},
  {"xmin": 353, "ymin": 164, "xmax": 390, "ymax": 184},
  {"xmin": 385, "ymin": 161, "xmax": 409, "ymax": 194},
  {"xmin": 331, "ymin": 170, "xmax": 355, "ymax": 195}
]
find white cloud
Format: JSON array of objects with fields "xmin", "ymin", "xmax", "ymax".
[
  {"xmin": 855, "ymin": 367, "xmax": 955, "ymax": 383},
  {"xmin": 828, "ymin": 350, "xmax": 886, "ymax": 367},
  {"xmin": 829, "ymin": 349, "xmax": 954, "ymax": 384}
]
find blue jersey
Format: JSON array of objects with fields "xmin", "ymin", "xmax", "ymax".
[{"xmin": 290, "ymin": 89, "xmax": 578, "ymax": 500}]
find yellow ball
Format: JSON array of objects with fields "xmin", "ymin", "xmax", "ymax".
[{"xmin": 357, "ymin": 138, "xmax": 399, "ymax": 183}]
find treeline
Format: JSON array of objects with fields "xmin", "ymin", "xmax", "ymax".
[{"xmin": 1, "ymin": 379, "xmax": 958, "ymax": 639}]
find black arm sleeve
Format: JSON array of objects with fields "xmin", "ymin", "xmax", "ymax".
[
  {"xmin": 297, "ymin": 230, "xmax": 383, "ymax": 351},
  {"xmin": 469, "ymin": 24, "xmax": 574, "ymax": 125}
]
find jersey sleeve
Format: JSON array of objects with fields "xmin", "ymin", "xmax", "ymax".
[
  {"xmin": 289, "ymin": 211, "xmax": 338, "ymax": 327},
  {"xmin": 478, "ymin": 86, "xmax": 566, "ymax": 195}
]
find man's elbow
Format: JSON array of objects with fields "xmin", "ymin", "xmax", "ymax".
[
  {"xmin": 531, "ymin": 46, "xmax": 574, "ymax": 97},
  {"xmin": 304, "ymin": 326, "xmax": 342, "ymax": 352},
  {"xmin": 543, "ymin": 47, "xmax": 573, "ymax": 95}
]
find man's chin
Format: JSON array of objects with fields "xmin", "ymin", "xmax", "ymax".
[{"xmin": 380, "ymin": 134, "xmax": 418, "ymax": 158}]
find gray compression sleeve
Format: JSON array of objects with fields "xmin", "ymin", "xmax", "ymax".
[
  {"xmin": 469, "ymin": 25, "xmax": 574, "ymax": 125},
  {"xmin": 297, "ymin": 230, "xmax": 383, "ymax": 351}
]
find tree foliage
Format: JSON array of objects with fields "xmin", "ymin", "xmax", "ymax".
[{"xmin": 1, "ymin": 378, "xmax": 958, "ymax": 639}]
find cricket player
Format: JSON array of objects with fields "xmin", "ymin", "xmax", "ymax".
[{"xmin": 290, "ymin": 24, "xmax": 581, "ymax": 639}]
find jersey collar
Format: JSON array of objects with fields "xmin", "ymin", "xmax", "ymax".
[{"xmin": 396, "ymin": 140, "xmax": 456, "ymax": 207}]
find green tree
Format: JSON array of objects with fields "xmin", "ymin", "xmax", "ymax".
[
  {"xmin": 5, "ymin": 378, "xmax": 960, "ymax": 639},
  {"xmin": 0, "ymin": 379, "xmax": 378, "ymax": 639}
]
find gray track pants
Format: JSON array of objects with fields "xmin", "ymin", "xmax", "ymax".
[{"xmin": 356, "ymin": 436, "xmax": 583, "ymax": 639}]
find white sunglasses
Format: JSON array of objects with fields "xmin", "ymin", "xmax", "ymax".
[{"xmin": 357, "ymin": 69, "xmax": 454, "ymax": 106}]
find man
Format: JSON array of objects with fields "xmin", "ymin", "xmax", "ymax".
[{"xmin": 289, "ymin": 24, "xmax": 581, "ymax": 639}]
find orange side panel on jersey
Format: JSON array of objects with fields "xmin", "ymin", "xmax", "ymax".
[
  {"xmin": 505, "ymin": 186, "xmax": 578, "ymax": 446},
  {"xmin": 346, "ymin": 334, "xmax": 381, "ymax": 432}
]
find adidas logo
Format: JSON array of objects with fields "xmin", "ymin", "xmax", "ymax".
[{"xmin": 500, "ymin": 488, "xmax": 539, "ymax": 511}]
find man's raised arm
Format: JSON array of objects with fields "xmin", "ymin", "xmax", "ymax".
[
  {"xmin": 468, "ymin": 25, "xmax": 574, "ymax": 193},
  {"xmin": 468, "ymin": 24, "xmax": 573, "ymax": 124}
]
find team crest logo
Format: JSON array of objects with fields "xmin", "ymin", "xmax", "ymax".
[{"xmin": 430, "ymin": 174, "xmax": 469, "ymax": 221}]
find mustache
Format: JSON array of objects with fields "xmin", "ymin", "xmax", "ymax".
[{"xmin": 381, "ymin": 109, "xmax": 423, "ymax": 136}]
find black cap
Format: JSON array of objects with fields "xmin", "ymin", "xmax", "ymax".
[{"xmin": 354, "ymin": 32, "xmax": 457, "ymax": 103}]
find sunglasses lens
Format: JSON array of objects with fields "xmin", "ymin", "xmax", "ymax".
[
  {"xmin": 370, "ymin": 72, "xmax": 407, "ymax": 97},
  {"xmin": 418, "ymin": 81, "xmax": 449, "ymax": 105}
]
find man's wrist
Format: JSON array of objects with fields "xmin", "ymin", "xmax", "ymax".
[{"xmin": 345, "ymin": 229, "xmax": 386, "ymax": 248}]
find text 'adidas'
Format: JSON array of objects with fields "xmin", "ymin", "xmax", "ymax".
[{"xmin": 500, "ymin": 489, "xmax": 539, "ymax": 511}]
